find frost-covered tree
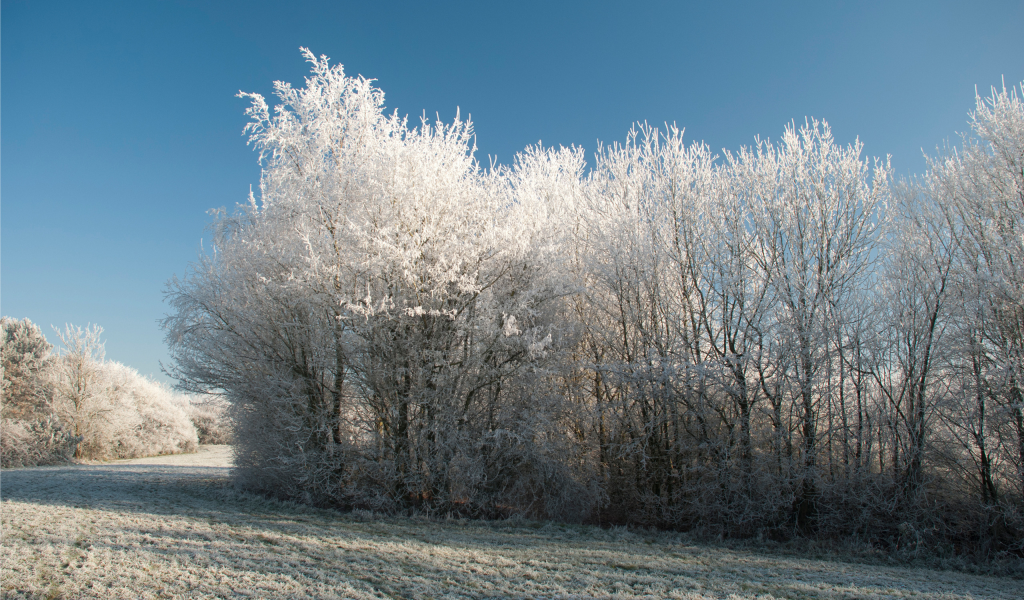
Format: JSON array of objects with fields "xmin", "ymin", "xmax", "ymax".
[
  {"xmin": 47, "ymin": 324, "xmax": 198, "ymax": 460},
  {"xmin": 873, "ymin": 179, "xmax": 959, "ymax": 503},
  {"xmin": 573, "ymin": 120, "xmax": 889, "ymax": 531},
  {"xmin": 50, "ymin": 324, "xmax": 112, "ymax": 458},
  {"xmin": 930, "ymin": 82, "xmax": 1024, "ymax": 504},
  {"xmin": 1, "ymin": 317, "xmax": 55, "ymax": 419},
  {"xmin": 166, "ymin": 50, "xmax": 591, "ymax": 516},
  {"xmin": 1, "ymin": 317, "xmax": 79, "ymax": 467},
  {"xmin": 573, "ymin": 124, "xmax": 753, "ymax": 526},
  {"xmin": 739, "ymin": 121, "xmax": 889, "ymax": 530},
  {"xmin": 164, "ymin": 52, "xmax": 1022, "ymax": 553},
  {"xmin": 4, "ymin": 319, "xmax": 197, "ymax": 465}
]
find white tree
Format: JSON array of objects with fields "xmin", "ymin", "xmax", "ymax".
[
  {"xmin": 931, "ymin": 81, "xmax": 1024, "ymax": 503},
  {"xmin": 1, "ymin": 317, "xmax": 54, "ymax": 419},
  {"xmin": 1, "ymin": 317, "xmax": 79, "ymax": 467},
  {"xmin": 166, "ymin": 49, "xmax": 591, "ymax": 517},
  {"xmin": 50, "ymin": 324, "xmax": 121, "ymax": 458},
  {"xmin": 740, "ymin": 120, "xmax": 889, "ymax": 530},
  {"xmin": 872, "ymin": 179, "xmax": 959, "ymax": 502}
]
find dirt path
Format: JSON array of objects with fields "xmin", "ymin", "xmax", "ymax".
[{"xmin": 2, "ymin": 447, "xmax": 1020, "ymax": 599}]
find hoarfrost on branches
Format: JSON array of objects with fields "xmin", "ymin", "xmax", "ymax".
[
  {"xmin": 2, "ymin": 318, "xmax": 201, "ymax": 466},
  {"xmin": 165, "ymin": 51, "xmax": 1024, "ymax": 557}
]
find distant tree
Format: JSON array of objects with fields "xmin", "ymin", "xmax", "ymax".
[
  {"xmin": 47, "ymin": 323, "xmax": 199, "ymax": 460},
  {"xmin": 101, "ymin": 361, "xmax": 198, "ymax": 458},
  {"xmin": 187, "ymin": 397, "xmax": 233, "ymax": 445},
  {"xmin": 1, "ymin": 317, "xmax": 55, "ymax": 419},
  {"xmin": 3, "ymin": 319, "xmax": 199, "ymax": 465},
  {"xmin": 1, "ymin": 317, "xmax": 79, "ymax": 467},
  {"xmin": 50, "ymin": 324, "xmax": 112, "ymax": 458}
]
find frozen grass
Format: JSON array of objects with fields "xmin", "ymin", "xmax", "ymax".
[{"xmin": 2, "ymin": 447, "xmax": 1019, "ymax": 599}]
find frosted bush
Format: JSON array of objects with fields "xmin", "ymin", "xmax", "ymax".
[
  {"xmin": 187, "ymin": 398, "xmax": 233, "ymax": 445},
  {"xmin": 166, "ymin": 49, "xmax": 592, "ymax": 518},
  {"xmin": 0, "ymin": 415, "xmax": 79, "ymax": 468},
  {"xmin": 4, "ymin": 322, "xmax": 203, "ymax": 462},
  {"xmin": 101, "ymin": 362, "xmax": 198, "ymax": 459}
]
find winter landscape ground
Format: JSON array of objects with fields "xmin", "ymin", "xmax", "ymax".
[{"xmin": 0, "ymin": 447, "xmax": 1019, "ymax": 599}]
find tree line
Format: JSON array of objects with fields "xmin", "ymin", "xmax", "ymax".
[
  {"xmin": 1, "ymin": 319, "xmax": 228, "ymax": 466},
  {"xmin": 164, "ymin": 50, "xmax": 1024, "ymax": 558}
]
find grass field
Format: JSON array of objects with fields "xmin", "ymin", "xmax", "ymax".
[{"xmin": 1, "ymin": 446, "xmax": 1019, "ymax": 599}]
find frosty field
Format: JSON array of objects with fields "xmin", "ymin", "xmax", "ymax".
[{"xmin": 1, "ymin": 447, "xmax": 1018, "ymax": 599}]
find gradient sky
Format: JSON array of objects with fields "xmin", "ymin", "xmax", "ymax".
[{"xmin": 3, "ymin": 0, "xmax": 1023, "ymax": 382}]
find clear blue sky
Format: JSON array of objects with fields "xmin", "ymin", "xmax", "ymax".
[{"xmin": 3, "ymin": 0, "xmax": 1023, "ymax": 382}]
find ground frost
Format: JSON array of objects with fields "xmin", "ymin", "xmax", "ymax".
[{"xmin": 1, "ymin": 446, "xmax": 1018, "ymax": 599}]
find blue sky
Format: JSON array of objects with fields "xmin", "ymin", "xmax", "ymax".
[{"xmin": 3, "ymin": 0, "xmax": 1023, "ymax": 382}]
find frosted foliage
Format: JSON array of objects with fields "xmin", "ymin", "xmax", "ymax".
[
  {"xmin": 924, "ymin": 82, "xmax": 1024, "ymax": 505},
  {"xmin": 48, "ymin": 324, "xmax": 198, "ymax": 460},
  {"xmin": 1, "ymin": 317, "xmax": 54, "ymax": 419},
  {"xmin": 0, "ymin": 415, "xmax": 78, "ymax": 468},
  {"xmin": 167, "ymin": 54, "xmax": 1024, "ymax": 559},
  {"xmin": 2, "ymin": 319, "xmax": 200, "ymax": 466},
  {"xmin": 2, "ymin": 318, "xmax": 76, "ymax": 467},
  {"xmin": 167, "ymin": 49, "xmax": 590, "ymax": 518},
  {"xmin": 187, "ymin": 398, "xmax": 233, "ymax": 445},
  {"xmin": 101, "ymin": 362, "xmax": 199, "ymax": 458}
]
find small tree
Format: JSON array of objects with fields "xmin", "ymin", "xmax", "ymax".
[{"xmin": 51, "ymin": 324, "xmax": 117, "ymax": 458}]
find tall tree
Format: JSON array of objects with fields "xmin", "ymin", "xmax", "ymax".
[
  {"xmin": 741, "ymin": 120, "xmax": 889, "ymax": 530},
  {"xmin": 932, "ymin": 82, "xmax": 1024, "ymax": 502}
]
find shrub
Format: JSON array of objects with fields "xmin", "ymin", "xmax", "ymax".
[
  {"xmin": 0, "ymin": 415, "xmax": 79, "ymax": 468},
  {"xmin": 102, "ymin": 362, "xmax": 199, "ymax": 459},
  {"xmin": 187, "ymin": 399, "xmax": 233, "ymax": 445},
  {"xmin": 3, "ymin": 319, "xmax": 200, "ymax": 464}
]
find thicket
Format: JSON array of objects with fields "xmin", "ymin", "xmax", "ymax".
[
  {"xmin": 1, "ymin": 319, "xmax": 203, "ymax": 466},
  {"xmin": 165, "ymin": 50, "xmax": 1024, "ymax": 561}
]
